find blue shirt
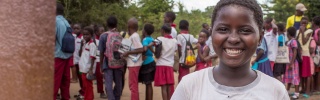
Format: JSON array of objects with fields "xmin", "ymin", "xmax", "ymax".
[
  {"xmin": 98, "ymin": 33, "xmax": 109, "ymax": 70},
  {"xmin": 55, "ymin": 15, "xmax": 72, "ymax": 59},
  {"xmin": 142, "ymin": 36, "xmax": 154, "ymax": 65},
  {"xmin": 278, "ymin": 34, "xmax": 285, "ymax": 46},
  {"xmin": 258, "ymin": 37, "xmax": 268, "ymax": 54}
]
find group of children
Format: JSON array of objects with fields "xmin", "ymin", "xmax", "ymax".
[
  {"xmin": 252, "ymin": 16, "xmax": 320, "ymax": 99},
  {"xmin": 65, "ymin": 11, "xmax": 218, "ymax": 100}
]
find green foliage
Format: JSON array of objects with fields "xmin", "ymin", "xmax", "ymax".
[
  {"xmin": 263, "ymin": 0, "xmax": 320, "ymax": 23},
  {"xmin": 57, "ymin": 0, "xmax": 213, "ymax": 38}
]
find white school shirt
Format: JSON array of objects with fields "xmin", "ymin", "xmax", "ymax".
[
  {"xmin": 94, "ymin": 36, "xmax": 100, "ymax": 63},
  {"xmin": 79, "ymin": 40, "xmax": 97, "ymax": 73},
  {"xmin": 264, "ymin": 30, "xmax": 278, "ymax": 61},
  {"xmin": 177, "ymin": 34, "xmax": 198, "ymax": 63},
  {"xmin": 206, "ymin": 37, "xmax": 216, "ymax": 56},
  {"xmin": 73, "ymin": 34, "xmax": 83, "ymax": 64},
  {"xmin": 156, "ymin": 37, "xmax": 178, "ymax": 67},
  {"xmin": 171, "ymin": 27, "xmax": 177, "ymax": 38},
  {"xmin": 171, "ymin": 67, "xmax": 290, "ymax": 100},
  {"xmin": 126, "ymin": 32, "xmax": 143, "ymax": 67}
]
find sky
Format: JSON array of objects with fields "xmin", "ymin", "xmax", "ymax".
[{"xmin": 172, "ymin": 0, "xmax": 269, "ymax": 12}]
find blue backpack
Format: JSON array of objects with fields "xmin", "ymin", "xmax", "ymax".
[{"xmin": 56, "ymin": 19, "xmax": 75, "ymax": 53}]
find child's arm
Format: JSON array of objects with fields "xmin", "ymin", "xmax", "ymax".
[
  {"xmin": 123, "ymin": 35, "xmax": 144, "ymax": 57},
  {"xmin": 79, "ymin": 40, "xmax": 85, "ymax": 57},
  {"xmin": 252, "ymin": 49, "xmax": 264, "ymax": 65},
  {"xmin": 197, "ymin": 45, "xmax": 210, "ymax": 62}
]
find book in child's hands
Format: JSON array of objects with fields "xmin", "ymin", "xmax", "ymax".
[{"xmin": 119, "ymin": 38, "xmax": 141, "ymax": 62}]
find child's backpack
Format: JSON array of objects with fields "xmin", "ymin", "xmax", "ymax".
[
  {"xmin": 56, "ymin": 24, "xmax": 75, "ymax": 53},
  {"xmin": 181, "ymin": 35, "xmax": 196, "ymax": 68},
  {"xmin": 105, "ymin": 31, "xmax": 125, "ymax": 69}
]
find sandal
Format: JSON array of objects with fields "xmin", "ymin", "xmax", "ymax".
[{"xmin": 302, "ymin": 94, "xmax": 309, "ymax": 98}]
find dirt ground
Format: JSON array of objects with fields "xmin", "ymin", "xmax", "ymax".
[{"xmin": 69, "ymin": 58, "xmax": 320, "ymax": 100}]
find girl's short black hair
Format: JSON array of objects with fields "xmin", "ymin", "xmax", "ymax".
[
  {"xmin": 56, "ymin": 3, "xmax": 64, "ymax": 15},
  {"xmin": 144, "ymin": 23, "xmax": 154, "ymax": 35},
  {"xmin": 165, "ymin": 11, "xmax": 176, "ymax": 21},
  {"xmin": 301, "ymin": 16, "xmax": 309, "ymax": 21},
  {"xmin": 179, "ymin": 20, "xmax": 189, "ymax": 30},
  {"xmin": 94, "ymin": 24, "xmax": 103, "ymax": 33},
  {"xmin": 313, "ymin": 16, "xmax": 320, "ymax": 26},
  {"xmin": 287, "ymin": 27, "xmax": 296, "ymax": 37},
  {"xmin": 264, "ymin": 17, "xmax": 273, "ymax": 24},
  {"xmin": 107, "ymin": 16, "xmax": 117, "ymax": 28},
  {"xmin": 162, "ymin": 23, "xmax": 172, "ymax": 33},
  {"xmin": 201, "ymin": 29, "xmax": 210, "ymax": 38},
  {"xmin": 211, "ymin": 0, "xmax": 263, "ymax": 30},
  {"xmin": 84, "ymin": 26, "xmax": 94, "ymax": 36},
  {"xmin": 276, "ymin": 23, "xmax": 285, "ymax": 32}
]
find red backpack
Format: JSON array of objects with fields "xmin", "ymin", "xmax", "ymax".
[{"xmin": 105, "ymin": 31, "xmax": 125, "ymax": 69}]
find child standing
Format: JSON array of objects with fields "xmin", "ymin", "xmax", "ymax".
[
  {"xmin": 251, "ymin": 37, "xmax": 273, "ymax": 77},
  {"xmin": 273, "ymin": 23, "xmax": 287, "ymax": 81},
  {"xmin": 177, "ymin": 20, "xmax": 198, "ymax": 82},
  {"xmin": 71, "ymin": 23, "xmax": 82, "ymax": 83},
  {"xmin": 312, "ymin": 16, "xmax": 320, "ymax": 92},
  {"xmin": 151, "ymin": 24, "xmax": 178, "ymax": 100},
  {"xmin": 122, "ymin": 18, "xmax": 144, "ymax": 100},
  {"xmin": 93, "ymin": 25, "xmax": 107, "ymax": 98},
  {"xmin": 195, "ymin": 30, "xmax": 210, "ymax": 71},
  {"xmin": 79, "ymin": 26, "xmax": 97, "ymax": 100},
  {"xmin": 139, "ymin": 24, "xmax": 156, "ymax": 100},
  {"xmin": 297, "ymin": 17, "xmax": 313, "ymax": 97},
  {"xmin": 284, "ymin": 27, "xmax": 300, "ymax": 99}
]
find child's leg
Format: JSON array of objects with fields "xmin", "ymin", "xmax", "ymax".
[
  {"xmin": 128, "ymin": 67, "xmax": 141, "ymax": 100},
  {"xmin": 71, "ymin": 65, "xmax": 78, "ymax": 82},
  {"xmin": 178, "ymin": 64, "xmax": 190, "ymax": 82},
  {"xmin": 301, "ymin": 78, "xmax": 306, "ymax": 92},
  {"xmin": 287, "ymin": 83, "xmax": 292, "ymax": 91},
  {"xmin": 81, "ymin": 74, "xmax": 87, "ymax": 99},
  {"xmin": 95, "ymin": 62, "xmax": 105, "ymax": 94},
  {"xmin": 145, "ymin": 83, "xmax": 153, "ymax": 100},
  {"xmin": 75, "ymin": 64, "xmax": 84, "ymax": 95},
  {"xmin": 167, "ymin": 84, "xmax": 173, "ymax": 100},
  {"xmin": 114, "ymin": 69, "xmax": 124, "ymax": 100},
  {"xmin": 306, "ymin": 77, "xmax": 311, "ymax": 94},
  {"xmin": 83, "ymin": 74, "xmax": 94, "ymax": 100},
  {"xmin": 317, "ymin": 73, "xmax": 320, "ymax": 91},
  {"xmin": 60, "ymin": 58, "xmax": 71, "ymax": 100},
  {"xmin": 161, "ymin": 85, "xmax": 168, "ymax": 100},
  {"xmin": 104, "ymin": 69, "xmax": 115, "ymax": 100}
]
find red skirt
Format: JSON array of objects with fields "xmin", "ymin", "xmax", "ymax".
[
  {"xmin": 302, "ymin": 56, "xmax": 312, "ymax": 77},
  {"xmin": 195, "ymin": 63, "xmax": 207, "ymax": 71},
  {"xmin": 154, "ymin": 66, "xmax": 174, "ymax": 86}
]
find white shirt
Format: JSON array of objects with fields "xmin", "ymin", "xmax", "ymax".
[
  {"xmin": 156, "ymin": 37, "xmax": 178, "ymax": 67},
  {"xmin": 172, "ymin": 67, "xmax": 289, "ymax": 100},
  {"xmin": 126, "ymin": 32, "xmax": 143, "ymax": 67},
  {"xmin": 171, "ymin": 27, "xmax": 177, "ymax": 38},
  {"xmin": 73, "ymin": 34, "xmax": 83, "ymax": 64},
  {"xmin": 177, "ymin": 34, "xmax": 198, "ymax": 63},
  {"xmin": 206, "ymin": 37, "xmax": 216, "ymax": 56},
  {"xmin": 94, "ymin": 37, "xmax": 100, "ymax": 62},
  {"xmin": 264, "ymin": 30, "xmax": 278, "ymax": 61},
  {"xmin": 79, "ymin": 40, "xmax": 97, "ymax": 73}
]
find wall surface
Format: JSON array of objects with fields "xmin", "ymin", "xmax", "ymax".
[{"xmin": 0, "ymin": 0, "xmax": 55, "ymax": 99}]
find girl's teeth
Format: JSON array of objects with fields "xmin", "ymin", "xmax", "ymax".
[{"xmin": 225, "ymin": 49, "xmax": 243, "ymax": 55}]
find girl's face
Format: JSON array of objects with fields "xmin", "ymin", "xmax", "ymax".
[
  {"xmin": 211, "ymin": 5, "xmax": 261, "ymax": 68},
  {"xmin": 83, "ymin": 30, "xmax": 92, "ymax": 42},
  {"xmin": 301, "ymin": 19, "xmax": 308, "ymax": 27},
  {"xmin": 73, "ymin": 24, "xmax": 81, "ymax": 35},
  {"xmin": 97, "ymin": 27, "xmax": 105, "ymax": 36},
  {"xmin": 198, "ymin": 32, "xmax": 208, "ymax": 44}
]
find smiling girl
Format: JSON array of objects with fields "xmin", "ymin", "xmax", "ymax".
[{"xmin": 171, "ymin": 0, "xmax": 289, "ymax": 99}]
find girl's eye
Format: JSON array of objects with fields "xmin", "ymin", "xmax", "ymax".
[
  {"xmin": 217, "ymin": 27, "xmax": 228, "ymax": 32},
  {"xmin": 239, "ymin": 28, "xmax": 252, "ymax": 34}
]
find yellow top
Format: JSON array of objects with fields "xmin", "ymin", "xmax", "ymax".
[
  {"xmin": 297, "ymin": 29, "xmax": 313, "ymax": 56},
  {"xmin": 286, "ymin": 15, "xmax": 311, "ymax": 29}
]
